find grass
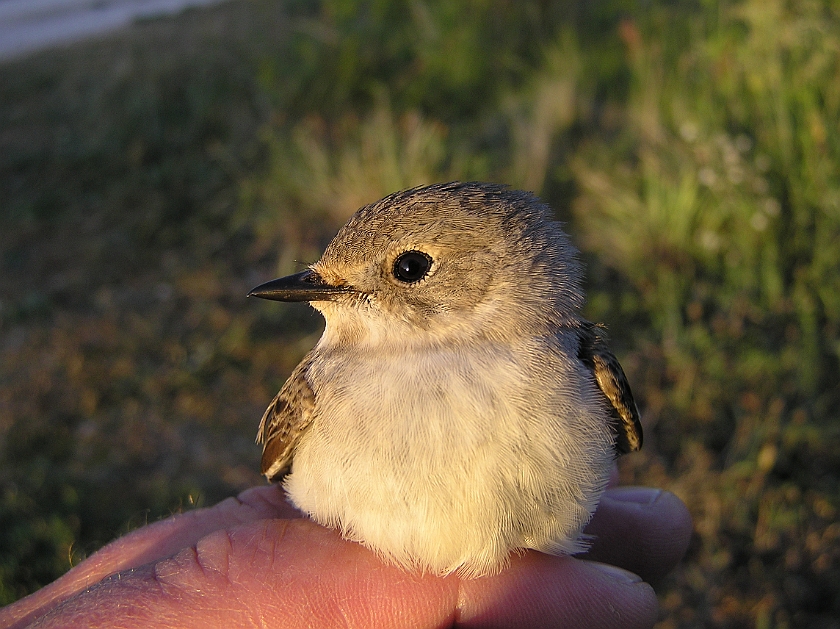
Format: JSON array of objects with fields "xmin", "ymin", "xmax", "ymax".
[{"xmin": 1, "ymin": 0, "xmax": 839, "ymax": 626}]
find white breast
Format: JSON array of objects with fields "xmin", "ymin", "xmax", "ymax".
[{"xmin": 284, "ymin": 335, "xmax": 614, "ymax": 577}]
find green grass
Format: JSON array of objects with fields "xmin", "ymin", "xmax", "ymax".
[{"xmin": 2, "ymin": 0, "xmax": 839, "ymax": 625}]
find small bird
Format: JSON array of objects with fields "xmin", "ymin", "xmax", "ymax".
[{"xmin": 248, "ymin": 181, "xmax": 642, "ymax": 578}]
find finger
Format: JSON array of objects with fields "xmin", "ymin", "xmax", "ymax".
[
  {"xmin": 582, "ymin": 487, "xmax": 693, "ymax": 583},
  {"xmin": 607, "ymin": 462, "xmax": 620, "ymax": 488},
  {"xmin": 27, "ymin": 517, "xmax": 658, "ymax": 629},
  {"xmin": 458, "ymin": 554, "xmax": 659, "ymax": 629},
  {"xmin": 5, "ymin": 487, "xmax": 683, "ymax": 629},
  {"xmin": 28, "ymin": 518, "xmax": 459, "ymax": 629},
  {"xmin": 89, "ymin": 486, "xmax": 298, "ymax": 576},
  {"xmin": 1, "ymin": 485, "xmax": 295, "ymax": 629},
  {"xmin": 86, "ymin": 486, "xmax": 300, "ymax": 573}
]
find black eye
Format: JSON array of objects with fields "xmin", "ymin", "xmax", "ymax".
[{"xmin": 393, "ymin": 250, "xmax": 432, "ymax": 283}]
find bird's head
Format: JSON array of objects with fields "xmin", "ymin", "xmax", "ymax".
[{"xmin": 249, "ymin": 182, "xmax": 584, "ymax": 348}]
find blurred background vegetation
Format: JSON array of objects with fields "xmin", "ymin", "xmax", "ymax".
[{"xmin": 1, "ymin": 0, "xmax": 838, "ymax": 626}]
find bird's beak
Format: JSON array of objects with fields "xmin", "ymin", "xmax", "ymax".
[{"xmin": 248, "ymin": 269, "xmax": 349, "ymax": 302}]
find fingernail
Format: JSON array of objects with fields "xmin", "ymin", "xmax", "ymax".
[
  {"xmin": 605, "ymin": 487, "xmax": 662, "ymax": 506},
  {"xmin": 588, "ymin": 561, "xmax": 644, "ymax": 584}
]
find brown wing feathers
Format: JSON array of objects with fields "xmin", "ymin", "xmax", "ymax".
[
  {"xmin": 257, "ymin": 354, "xmax": 316, "ymax": 481},
  {"xmin": 578, "ymin": 323, "xmax": 643, "ymax": 455}
]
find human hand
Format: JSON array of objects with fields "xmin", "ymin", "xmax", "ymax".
[{"xmin": 1, "ymin": 485, "xmax": 691, "ymax": 629}]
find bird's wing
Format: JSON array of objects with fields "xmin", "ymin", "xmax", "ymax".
[
  {"xmin": 577, "ymin": 323, "xmax": 643, "ymax": 455},
  {"xmin": 257, "ymin": 353, "xmax": 317, "ymax": 481}
]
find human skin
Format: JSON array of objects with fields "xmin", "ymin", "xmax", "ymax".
[{"xmin": 1, "ymin": 484, "xmax": 692, "ymax": 629}]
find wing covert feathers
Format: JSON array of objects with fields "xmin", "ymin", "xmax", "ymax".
[
  {"xmin": 257, "ymin": 354, "xmax": 316, "ymax": 481},
  {"xmin": 578, "ymin": 324, "xmax": 643, "ymax": 455}
]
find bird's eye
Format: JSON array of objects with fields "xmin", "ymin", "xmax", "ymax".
[{"xmin": 393, "ymin": 251, "xmax": 432, "ymax": 284}]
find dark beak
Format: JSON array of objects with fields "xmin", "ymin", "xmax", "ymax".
[{"xmin": 248, "ymin": 269, "xmax": 349, "ymax": 302}]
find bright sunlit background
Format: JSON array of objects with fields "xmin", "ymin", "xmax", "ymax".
[{"xmin": 1, "ymin": 1, "xmax": 838, "ymax": 626}]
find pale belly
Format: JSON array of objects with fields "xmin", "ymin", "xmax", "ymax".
[{"xmin": 284, "ymin": 341, "xmax": 614, "ymax": 577}]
